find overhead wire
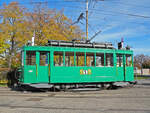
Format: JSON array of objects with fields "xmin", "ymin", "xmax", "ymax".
[
  {"xmin": 1, "ymin": 0, "xmax": 150, "ymax": 41},
  {"xmin": 1, "ymin": 0, "xmax": 150, "ymax": 29},
  {"xmin": 53, "ymin": 5, "xmax": 150, "ymax": 19},
  {"xmin": 2, "ymin": 1, "xmax": 150, "ymax": 19},
  {"xmin": 104, "ymin": 0, "xmax": 150, "ymax": 9},
  {"xmin": 89, "ymin": 0, "xmax": 97, "ymax": 16},
  {"xmin": 2, "ymin": 1, "xmax": 149, "ymax": 28},
  {"xmin": 28, "ymin": 1, "xmax": 150, "ymax": 19}
]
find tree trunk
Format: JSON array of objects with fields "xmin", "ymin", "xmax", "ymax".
[
  {"xmin": 141, "ymin": 68, "xmax": 143, "ymax": 75},
  {"xmin": 8, "ymin": 37, "xmax": 14, "ymax": 69},
  {"xmin": 8, "ymin": 55, "xmax": 12, "ymax": 69}
]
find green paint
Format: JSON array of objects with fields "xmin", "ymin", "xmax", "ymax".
[{"xmin": 20, "ymin": 46, "xmax": 134, "ymax": 84}]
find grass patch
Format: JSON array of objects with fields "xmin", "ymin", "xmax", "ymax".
[
  {"xmin": 134, "ymin": 76, "xmax": 150, "ymax": 80},
  {"xmin": 0, "ymin": 83, "xmax": 7, "ymax": 87}
]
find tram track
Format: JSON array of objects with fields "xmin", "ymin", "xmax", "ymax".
[
  {"xmin": 0, "ymin": 92, "xmax": 149, "ymax": 99},
  {"xmin": 0, "ymin": 104, "xmax": 150, "ymax": 112},
  {"xmin": 0, "ymin": 87, "xmax": 149, "ymax": 95},
  {"xmin": 0, "ymin": 87, "xmax": 148, "ymax": 94},
  {"xmin": 0, "ymin": 104, "xmax": 105, "ymax": 112},
  {"xmin": 0, "ymin": 84, "xmax": 149, "ymax": 98},
  {"xmin": 0, "ymin": 80, "xmax": 149, "ymax": 113}
]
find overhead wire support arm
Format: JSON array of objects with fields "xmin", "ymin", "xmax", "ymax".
[
  {"xmin": 72, "ymin": 13, "xmax": 84, "ymax": 25},
  {"xmin": 88, "ymin": 30, "xmax": 102, "ymax": 42}
]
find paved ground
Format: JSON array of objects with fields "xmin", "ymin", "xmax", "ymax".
[{"xmin": 0, "ymin": 79, "xmax": 150, "ymax": 113}]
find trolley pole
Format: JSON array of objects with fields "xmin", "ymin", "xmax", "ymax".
[{"xmin": 86, "ymin": 0, "xmax": 88, "ymax": 40}]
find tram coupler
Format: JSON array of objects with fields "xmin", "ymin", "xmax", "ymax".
[{"xmin": 129, "ymin": 81, "xmax": 137, "ymax": 85}]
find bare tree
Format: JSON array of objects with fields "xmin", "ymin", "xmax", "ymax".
[{"xmin": 134, "ymin": 54, "xmax": 150, "ymax": 75}]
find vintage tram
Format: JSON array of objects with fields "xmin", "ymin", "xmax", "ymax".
[{"xmin": 17, "ymin": 40, "xmax": 134, "ymax": 89}]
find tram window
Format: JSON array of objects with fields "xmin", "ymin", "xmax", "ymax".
[
  {"xmin": 117, "ymin": 54, "xmax": 123, "ymax": 67},
  {"xmin": 106, "ymin": 53, "xmax": 113, "ymax": 66},
  {"xmin": 76, "ymin": 52, "xmax": 85, "ymax": 66},
  {"xmin": 126, "ymin": 54, "xmax": 132, "ymax": 66},
  {"xmin": 40, "ymin": 52, "xmax": 49, "ymax": 66},
  {"xmin": 26, "ymin": 51, "xmax": 36, "ymax": 65},
  {"xmin": 65, "ymin": 52, "xmax": 74, "ymax": 66},
  {"xmin": 96, "ymin": 53, "xmax": 104, "ymax": 67},
  {"xmin": 86, "ymin": 53, "xmax": 94, "ymax": 66},
  {"xmin": 54, "ymin": 52, "xmax": 63, "ymax": 66}
]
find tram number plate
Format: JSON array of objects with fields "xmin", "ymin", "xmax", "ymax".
[{"xmin": 80, "ymin": 69, "xmax": 92, "ymax": 75}]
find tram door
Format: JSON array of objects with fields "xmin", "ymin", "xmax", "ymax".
[
  {"xmin": 37, "ymin": 51, "xmax": 50, "ymax": 83},
  {"xmin": 124, "ymin": 54, "xmax": 134, "ymax": 81},
  {"xmin": 116, "ymin": 54, "xmax": 124, "ymax": 81}
]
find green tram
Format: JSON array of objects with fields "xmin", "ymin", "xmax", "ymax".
[{"xmin": 18, "ymin": 40, "xmax": 134, "ymax": 89}]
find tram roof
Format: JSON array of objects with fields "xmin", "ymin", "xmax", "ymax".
[{"xmin": 46, "ymin": 40, "xmax": 114, "ymax": 49}]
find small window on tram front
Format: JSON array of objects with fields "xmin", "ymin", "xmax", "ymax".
[
  {"xmin": 86, "ymin": 53, "xmax": 95, "ymax": 66},
  {"xmin": 54, "ymin": 52, "xmax": 63, "ymax": 66},
  {"xmin": 96, "ymin": 53, "xmax": 104, "ymax": 67},
  {"xmin": 65, "ymin": 52, "xmax": 74, "ymax": 66},
  {"xmin": 106, "ymin": 53, "xmax": 113, "ymax": 67},
  {"xmin": 26, "ymin": 51, "xmax": 36, "ymax": 65},
  {"xmin": 76, "ymin": 52, "xmax": 85, "ymax": 66},
  {"xmin": 126, "ymin": 54, "xmax": 132, "ymax": 67},
  {"xmin": 117, "ymin": 54, "xmax": 123, "ymax": 67}
]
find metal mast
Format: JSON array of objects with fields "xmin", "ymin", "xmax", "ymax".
[{"xmin": 86, "ymin": 0, "xmax": 88, "ymax": 40}]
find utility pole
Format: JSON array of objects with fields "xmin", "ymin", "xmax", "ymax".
[
  {"xmin": 86, "ymin": 0, "xmax": 88, "ymax": 40},
  {"xmin": 85, "ymin": 0, "xmax": 104, "ymax": 41}
]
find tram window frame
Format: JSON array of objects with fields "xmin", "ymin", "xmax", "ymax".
[
  {"xmin": 65, "ymin": 52, "xmax": 74, "ymax": 66},
  {"xmin": 96, "ymin": 53, "xmax": 104, "ymax": 67},
  {"xmin": 106, "ymin": 53, "xmax": 114, "ymax": 67},
  {"xmin": 116, "ymin": 54, "xmax": 123, "ymax": 67},
  {"xmin": 40, "ymin": 52, "xmax": 49, "ymax": 66},
  {"xmin": 86, "ymin": 53, "xmax": 95, "ymax": 67},
  {"xmin": 21, "ymin": 51, "xmax": 24, "ymax": 66},
  {"xmin": 126, "ymin": 54, "xmax": 132, "ymax": 67},
  {"xmin": 26, "ymin": 51, "xmax": 36, "ymax": 65},
  {"xmin": 76, "ymin": 52, "xmax": 85, "ymax": 66},
  {"xmin": 54, "ymin": 51, "xmax": 63, "ymax": 66}
]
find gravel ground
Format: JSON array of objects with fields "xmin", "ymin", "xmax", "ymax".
[{"xmin": 0, "ymin": 79, "xmax": 150, "ymax": 113}]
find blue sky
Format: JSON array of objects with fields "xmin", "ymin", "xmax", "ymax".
[{"xmin": 1, "ymin": 0, "xmax": 150, "ymax": 55}]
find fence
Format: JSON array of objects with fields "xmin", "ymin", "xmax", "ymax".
[
  {"xmin": 134, "ymin": 68, "xmax": 150, "ymax": 75},
  {"xmin": 0, "ymin": 68, "xmax": 10, "ymax": 84}
]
